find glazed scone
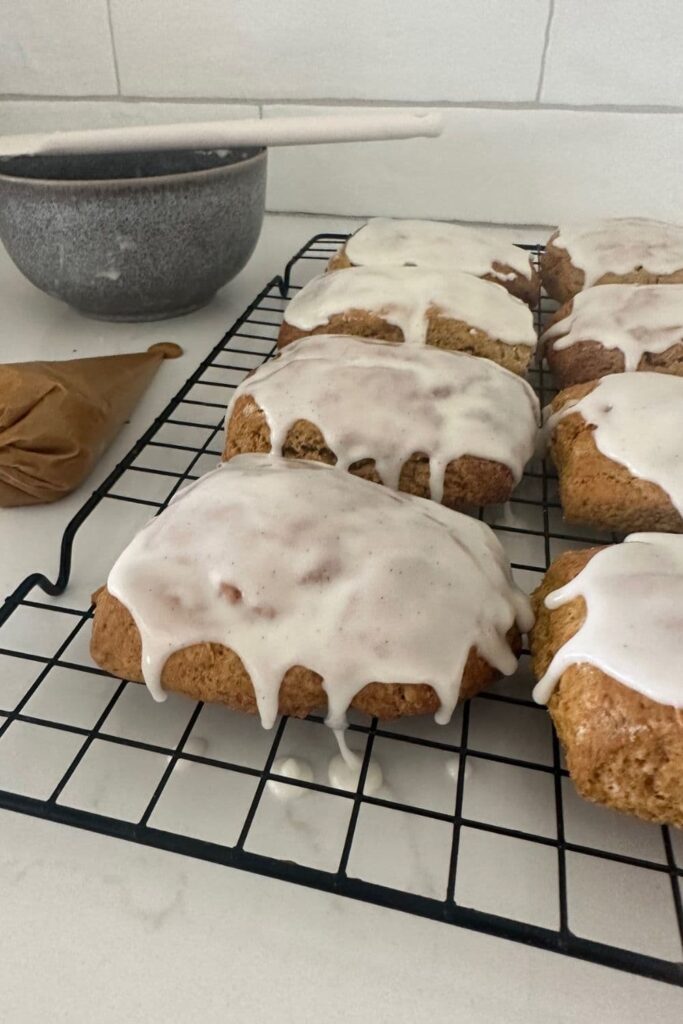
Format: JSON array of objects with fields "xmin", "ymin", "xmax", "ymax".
[
  {"xmin": 91, "ymin": 455, "xmax": 532, "ymax": 728},
  {"xmin": 328, "ymin": 218, "xmax": 539, "ymax": 307},
  {"xmin": 546, "ymin": 373, "xmax": 683, "ymax": 534},
  {"xmin": 278, "ymin": 265, "xmax": 537, "ymax": 376},
  {"xmin": 543, "ymin": 284, "xmax": 683, "ymax": 388},
  {"xmin": 531, "ymin": 539, "xmax": 683, "ymax": 827},
  {"xmin": 224, "ymin": 336, "xmax": 539, "ymax": 509},
  {"xmin": 541, "ymin": 218, "xmax": 683, "ymax": 304}
]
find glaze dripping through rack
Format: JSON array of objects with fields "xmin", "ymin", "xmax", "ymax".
[{"xmin": 0, "ymin": 235, "xmax": 681, "ymax": 987}]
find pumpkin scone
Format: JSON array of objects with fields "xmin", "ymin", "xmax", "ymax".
[
  {"xmin": 91, "ymin": 455, "xmax": 532, "ymax": 730},
  {"xmin": 531, "ymin": 538, "xmax": 683, "ymax": 827}
]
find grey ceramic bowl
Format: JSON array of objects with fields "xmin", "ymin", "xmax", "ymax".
[{"xmin": 0, "ymin": 147, "xmax": 266, "ymax": 321}]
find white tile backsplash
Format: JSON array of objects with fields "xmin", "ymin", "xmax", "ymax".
[
  {"xmin": 0, "ymin": 0, "xmax": 117, "ymax": 96},
  {"xmin": 0, "ymin": 100, "xmax": 259, "ymax": 134},
  {"xmin": 543, "ymin": 0, "xmax": 683, "ymax": 107},
  {"xmin": 2, "ymin": 2, "xmax": 683, "ymax": 234},
  {"xmin": 263, "ymin": 104, "xmax": 683, "ymax": 223},
  {"xmin": 109, "ymin": 0, "xmax": 549, "ymax": 102}
]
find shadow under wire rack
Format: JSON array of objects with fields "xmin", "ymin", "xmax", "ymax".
[{"xmin": 0, "ymin": 234, "xmax": 681, "ymax": 987}]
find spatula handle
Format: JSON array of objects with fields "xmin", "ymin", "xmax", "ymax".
[{"xmin": 0, "ymin": 111, "xmax": 443, "ymax": 160}]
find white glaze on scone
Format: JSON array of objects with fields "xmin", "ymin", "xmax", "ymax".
[
  {"xmin": 545, "ymin": 372, "xmax": 683, "ymax": 519},
  {"xmin": 107, "ymin": 455, "xmax": 532, "ymax": 731},
  {"xmin": 226, "ymin": 336, "xmax": 540, "ymax": 502},
  {"xmin": 343, "ymin": 218, "xmax": 533, "ymax": 281},
  {"xmin": 544, "ymin": 284, "xmax": 683, "ymax": 370},
  {"xmin": 552, "ymin": 218, "xmax": 683, "ymax": 287},
  {"xmin": 284, "ymin": 266, "xmax": 537, "ymax": 348},
  {"xmin": 534, "ymin": 533, "xmax": 683, "ymax": 708}
]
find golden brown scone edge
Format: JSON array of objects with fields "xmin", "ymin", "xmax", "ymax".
[
  {"xmin": 326, "ymin": 242, "xmax": 540, "ymax": 308},
  {"xmin": 548, "ymin": 383, "xmax": 683, "ymax": 534},
  {"xmin": 544, "ymin": 297, "xmax": 683, "ymax": 388},
  {"xmin": 91, "ymin": 588, "xmax": 520, "ymax": 721},
  {"xmin": 225, "ymin": 393, "xmax": 516, "ymax": 508},
  {"xmin": 277, "ymin": 310, "xmax": 534, "ymax": 376},
  {"xmin": 541, "ymin": 228, "xmax": 683, "ymax": 304}
]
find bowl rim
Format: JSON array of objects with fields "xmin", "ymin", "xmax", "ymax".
[{"xmin": 0, "ymin": 145, "xmax": 267, "ymax": 189}]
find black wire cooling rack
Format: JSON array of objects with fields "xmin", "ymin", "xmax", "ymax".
[{"xmin": 0, "ymin": 234, "xmax": 681, "ymax": 987}]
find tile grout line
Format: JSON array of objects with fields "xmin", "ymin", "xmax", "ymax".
[
  {"xmin": 105, "ymin": 0, "xmax": 122, "ymax": 96},
  {"xmin": 261, "ymin": 210, "xmax": 555, "ymax": 232},
  {"xmin": 4, "ymin": 93, "xmax": 683, "ymax": 116},
  {"xmin": 534, "ymin": 0, "xmax": 556, "ymax": 104}
]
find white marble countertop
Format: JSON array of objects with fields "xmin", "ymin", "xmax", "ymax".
[{"xmin": 0, "ymin": 215, "xmax": 680, "ymax": 1022}]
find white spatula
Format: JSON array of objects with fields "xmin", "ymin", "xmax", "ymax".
[{"xmin": 0, "ymin": 110, "xmax": 443, "ymax": 160}]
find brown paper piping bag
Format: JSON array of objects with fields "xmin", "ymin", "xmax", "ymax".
[{"xmin": 0, "ymin": 342, "xmax": 182, "ymax": 507}]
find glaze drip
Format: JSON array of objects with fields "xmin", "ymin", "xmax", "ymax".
[
  {"xmin": 285, "ymin": 265, "xmax": 536, "ymax": 347},
  {"xmin": 343, "ymin": 218, "xmax": 534, "ymax": 280},
  {"xmin": 534, "ymin": 534, "xmax": 683, "ymax": 709},
  {"xmin": 330, "ymin": 730, "xmax": 383, "ymax": 794},
  {"xmin": 546, "ymin": 372, "xmax": 683, "ymax": 518},
  {"xmin": 553, "ymin": 218, "xmax": 683, "ymax": 288},
  {"xmin": 107, "ymin": 455, "xmax": 532, "ymax": 731},
  {"xmin": 227, "ymin": 335, "xmax": 539, "ymax": 503},
  {"xmin": 544, "ymin": 283, "xmax": 683, "ymax": 371}
]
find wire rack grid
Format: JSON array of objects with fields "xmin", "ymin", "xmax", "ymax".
[{"xmin": 0, "ymin": 234, "xmax": 681, "ymax": 987}]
